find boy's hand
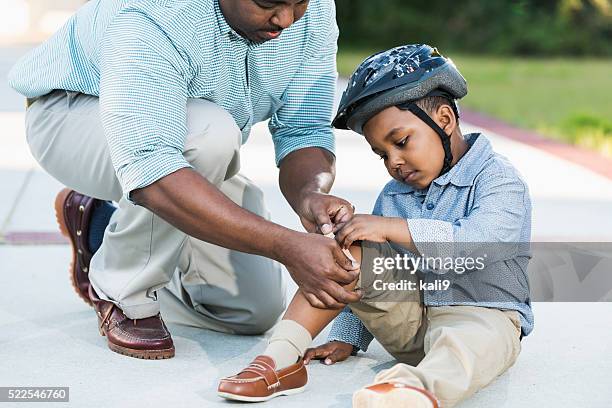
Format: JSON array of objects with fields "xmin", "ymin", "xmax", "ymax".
[
  {"xmin": 335, "ymin": 214, "xmax": 395, "ymax": 249},
  {"xmin": 303, "ymin": 341, "xmax": 354, "ymax": 365}
]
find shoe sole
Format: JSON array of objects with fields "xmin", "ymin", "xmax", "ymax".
[
  {"xmin": 54, "ymin": 188, "xmax": 93, "ymax": 307},
  {"xmin": 353, "ymin": 387, "xmax": 437, "ymax": 408},
  {"xmin": 106, "ymin": 341, "xmax": 175, "ymax": 360},
  {"xmin": 218, "ymin": 385, "xmax": 306, "ymax": 402}
]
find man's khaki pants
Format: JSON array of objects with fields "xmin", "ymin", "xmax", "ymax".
[
  {"xmin": 351, "ymin": 241, "xmax": 523, "ymax": 407},
  {"xmin": 25, "ymin": 90, "xmax": 286, "ymax": 334}
]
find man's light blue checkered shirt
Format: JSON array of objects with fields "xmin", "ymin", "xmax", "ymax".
[
  {"xmin": 328, "ymin": 133, "xmax": 534, "ymax": 351},
  {"xmin": 8, "ymin": 0, "xmax": 338, "ymax": 200}
]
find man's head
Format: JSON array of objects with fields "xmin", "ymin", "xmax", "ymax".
[
  {"xmin": 219, "ymin": 0, "xmax": 309, "ymax": 43},
  {"xmin": 363, "ymin": 96, "xmax": 463, "ymax": 190}
]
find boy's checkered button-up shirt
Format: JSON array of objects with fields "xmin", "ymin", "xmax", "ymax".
[
  {"xmin": 8, "ymin": 0, "xmax": 338, "ymax": 201},
  {"xmin": 328, "ymin": 133, "xmax": 534, "ymax": 351}
]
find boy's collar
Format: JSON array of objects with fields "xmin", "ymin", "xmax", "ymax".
[
  {"xmin": 385, "ymin": 133, "xmax": 492, "ymax": 195},
  {"xmin": 433, "ymin": 133, "xmax": 492, "ymax": 187}
]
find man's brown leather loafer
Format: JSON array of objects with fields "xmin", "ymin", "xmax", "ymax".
[
  {"xmin": 54, "ymin": 188, "xmax": 100, "ymax": 306},
  {"xmin": 218, "ymin": 355, "xmax": 307, "ymax": 402},
  {"xmin": 89, "ymin": 286, "xmax": 175, "ymax": 360}
]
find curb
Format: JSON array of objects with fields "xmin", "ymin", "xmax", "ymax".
[
  {"xmin": 461, "ymin": 109, "xmax": 612, "ymax": 181},
  {"xmin": 0, "ymin": 231, "xmax": 67, "ymax": 246}
]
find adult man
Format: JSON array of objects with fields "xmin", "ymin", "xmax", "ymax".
[{"xmin": 8, "ymin": 0, "xmax": 360, "ymax": 359}]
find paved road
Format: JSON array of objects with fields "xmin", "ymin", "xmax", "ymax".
[{"xmin": 1, "ymin": 47, "xmax": 611, "ymax": 407}]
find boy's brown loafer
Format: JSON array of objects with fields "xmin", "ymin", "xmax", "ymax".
[
  {"xmin": 54, "ymin": 188, "xmax": 100, "ymax": 306},
  {"xmin": 218, "ymin": 355, "xmax": 307, "ymax": 402},
  {"xmin": 353, "ymin": 382, "xmax": 439, "ymax": 408},
  {"xmin": 89, "ymin": 286, "xmax": 175, "ymax": 359}
]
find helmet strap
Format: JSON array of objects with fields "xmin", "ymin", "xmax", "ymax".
[{"xmin": 397, "ymin": 102, "xmax": 454, "ymax": 177}]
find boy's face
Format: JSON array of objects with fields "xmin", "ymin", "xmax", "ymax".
[{"xmin": 363, "ymin": 106, "xmax": 446, "ymax": 190}]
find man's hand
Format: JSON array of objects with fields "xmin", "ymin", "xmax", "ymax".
[
  {"xmin": 298, "ymin": 191, "xmax": 354, "ymax": 235},
  {"xmin": 303, "ymin": 341, "xmax": 354, "ymax": 365},
  {"xmin": 278, "ymin": 148, "xmax": 355, "ymax": 235},
  {"xmin": 280, "ymin": 232, "xmax": 362, "ymax": 309}
]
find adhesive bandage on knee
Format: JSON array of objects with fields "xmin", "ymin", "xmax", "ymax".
[{"xmin": 324, "ymin": 232, "xmax": 359, "ymax": 267}]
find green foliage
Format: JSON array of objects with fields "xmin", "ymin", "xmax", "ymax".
[
  {"xmin": 561, "ymin": 114, "xmax": 612, "ymax": 156},
  {"xmin": 335, "ymin": 0, "xmax": 612, "ymax": 56}
]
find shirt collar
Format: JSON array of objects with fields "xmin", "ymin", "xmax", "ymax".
[
  {"xmin": 214, "ymin": 0, "xmax": 234, "ymax": 36},
  {"xmin": 385, "ymin": 133, "xmax": 492, "ymax": 195},
  {"xmin": 433, "ymin": 133, "xmax": 492, "ymax": 187}
]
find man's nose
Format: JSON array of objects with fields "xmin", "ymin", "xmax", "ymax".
[{"xmin": 270, "ymin": 6, "xmax": 294, "ymax": 29}]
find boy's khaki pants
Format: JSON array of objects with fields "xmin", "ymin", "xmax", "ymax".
[
  {"xmin": 350, "ymin": 242, "xmax": 523, "ymax": 408},
  {"xmin": 24, "ymin": 90, "xmax": 286, "ymax": 335}
]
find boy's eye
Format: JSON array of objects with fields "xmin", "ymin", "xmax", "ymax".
[
  {"xmin": 396, "ymin": 136, "xmax": 409, "ymax": 147},
  {"xmin": 378, "ymin": 154, "xmax": 388, "ymax": 161}
]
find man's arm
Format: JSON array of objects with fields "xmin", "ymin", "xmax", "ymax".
[
  {"xmin": 279, "ymin": 147, "xmax": 334, "ymax": 216},
  {"xmin": 100, "ymin": 9, "xmax": 359, "ymax": 308},
  {"xmin": 272, "ymin": 1, "xmax": 354, "ymax": 235},
  {"xmin": 279, "ymin": 147, "xmax": 353, "ymax": 235},
  {"xmin": 132, "ymin": 168, "xmax": 360, "ymax": 308},
  {"xmin": 132, "ymin": 168, "xmax": 292, "ymax": 260}
]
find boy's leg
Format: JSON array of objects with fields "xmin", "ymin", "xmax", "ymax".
[
  {"xmin": 263, "ymin": 243, "xmax": 362, "ymax": 368},
  {"xmin": 348, "ymin": 240, "xmax": 425, "ymax": 364},
  {"xmin": 217, "ymin": 244, "xmax": 361, "ymax": 401},
  {"xmin": 252, "ymin": 239, "xmax": 425, "ymax": 370},
  {"xmin": 370, "ymin": 305, "xmax": 522, "ymax": 408}
]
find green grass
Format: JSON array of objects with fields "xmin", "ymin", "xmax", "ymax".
[{"xmin": 338, "ymin": 50, "xmax": 612, "ymax": 157}]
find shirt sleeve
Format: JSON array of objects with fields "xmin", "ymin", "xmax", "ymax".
[
  {"xmin": 99, "ymin": 8, "xmax": 194, "ymax": 202},
  {"xmin": 269, "ymin": 3, "xmax": 338, "ymax": 166},
  {"xmin": 406, "ymin": 175, "xmax": 529, "ymax": 273},
  {"xmin": 372, "ymin": 191, "xmax": 385, "ymax": 216},
  {"xmin": 327, "ymin": 307, "xmax": 375, "ymax": 352}
]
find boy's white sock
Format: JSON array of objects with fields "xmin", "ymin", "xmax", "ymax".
[{"xmin": 263, "ymin": 319, "xmax": 312, "ymax": 370}]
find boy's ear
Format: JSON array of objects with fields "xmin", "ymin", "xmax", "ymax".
[{"xmin": 435, "ymin": 104, "xmax": 457, "ymax": 135}]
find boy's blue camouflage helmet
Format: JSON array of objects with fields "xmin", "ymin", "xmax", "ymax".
[{"xmin": 333, "ymin": 44, "xmax": 467, "ymax": 134}]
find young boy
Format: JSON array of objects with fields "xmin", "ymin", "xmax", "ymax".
[{"xmin": 218, "ymin": 44, "xmax": 533, "ymax": 408}]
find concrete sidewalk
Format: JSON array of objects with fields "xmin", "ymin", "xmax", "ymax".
[{"xmin": 1, "ymin": 53, "xmax": 612, "ymax": 406}]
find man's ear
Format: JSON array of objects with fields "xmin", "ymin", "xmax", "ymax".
[{"xmin": 435, "ymin": 104, "xmax": 457, "ymax": 135}]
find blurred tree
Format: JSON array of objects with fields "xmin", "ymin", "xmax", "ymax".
[{"xmin": 335, "ymin": 0, "xmax": 612, "ymax": 56}]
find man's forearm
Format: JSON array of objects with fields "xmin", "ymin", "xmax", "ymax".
[
  {"xmin": 131, "ymin": 168, "xmax": 296, "ymax": 263},
  {"xmin": 278, "ymin": 147, "xmax": 335, "ymax": 213}
]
